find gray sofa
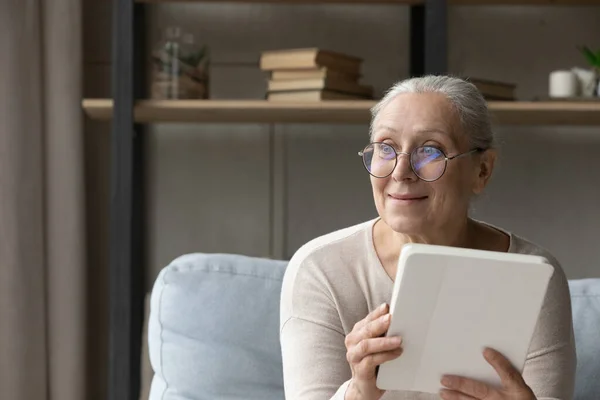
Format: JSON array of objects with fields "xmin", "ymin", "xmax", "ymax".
[{"xmin": 147, "ymin": 253, "xmax": 600, "ymax": 400}]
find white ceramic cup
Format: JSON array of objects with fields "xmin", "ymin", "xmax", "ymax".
[{"xmin": 549, "ymin": 70, "xmax": 578, "ymax": 98}]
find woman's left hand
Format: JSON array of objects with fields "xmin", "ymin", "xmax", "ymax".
[{"xmin": 439, "ymin": 348, "xmax": 536, "ymax": 400}]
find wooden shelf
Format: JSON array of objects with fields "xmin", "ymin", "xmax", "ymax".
[
  {"xmin": 489, "ymin": 101, "xmax": 600, "ymax": 125},
  {"xmin": 136, "ymin": 0, "xmax": 600, "ymax": 5},
  {"xmin": 82, "ymin": 99, "xmax": 600, "ymax": 125},
  {"xmin": 82, "ymin": 99, "xmax": 375, "ymax": 123},
  {"xmin": 451, "ymin": 0, "xmax": 600, "ymax": 4},
  {"xmin": 136, "ymin": 0, "xmax": 423, "ymax": 3}
]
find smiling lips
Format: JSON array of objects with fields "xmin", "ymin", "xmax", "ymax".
[{"xmin": 388, "ymin": 193, "xmax": 428, "ymax": 203}]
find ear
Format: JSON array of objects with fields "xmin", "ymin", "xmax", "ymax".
[{"xmin": 472, "ymin": 149, "xmax": 496, "ymax": 194}]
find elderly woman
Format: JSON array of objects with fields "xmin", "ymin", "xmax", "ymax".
[{"xmin": 279, "ymin": 76, "xmax": 576, "ymax": 400}]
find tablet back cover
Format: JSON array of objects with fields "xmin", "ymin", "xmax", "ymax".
[{"xmin": 376, "ymin": 244, "xmax": 553, "ymax": 394}]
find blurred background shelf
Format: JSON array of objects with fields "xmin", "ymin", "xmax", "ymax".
[
  {"xmin": 449, "ymin": 0, "xmax": 600, "ymax": 4},
  {"xmin": 136, "ymin": 0, "xmax": 600, "ymax": 5},
  {"xmin": 83, "ymin": 98, "xmax": 600, "ymax": 125},
  {"xmin": 98, "ymin": 0, "xmax": 600, "ymax": 399},
  {"xmin": 136, "ymin": 0, "xmax": 424, "ymax": 3}
]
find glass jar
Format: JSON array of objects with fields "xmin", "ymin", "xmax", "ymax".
[{"xmin": 151, "ymin": 27, "xmax": 210, "ymax": 99}]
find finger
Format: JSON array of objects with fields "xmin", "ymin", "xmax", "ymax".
[
  {"xmin": 346, "ymin": 312, "xmax": 391, "ymax": 348},
  {"xmin": 483, "ymin": 347, "xmax": 525, "ymax": 388},
  {"xmin": 441, "ymin": 375, "xmax": 491, "ymax": 399},
  {"xmin": 353, "ymin": 303, "xmax": 389, "ymax": 332},
  {"xmin": 439, "ymin": 389, "xmax": 478, "ymax": 400},
  {"xmin": 354, "ymin": 348, "xmax": 403, "ymax": 380},
  {"xmin": 363, "ymin": 313, "xmax": 392, "ymax": 340},
  {"xmin": 347, "ymin": 336, "xmax": 403, "ymax": 364}
]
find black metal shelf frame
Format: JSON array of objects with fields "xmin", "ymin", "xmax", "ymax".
[{"xmin": 107, "ymin": 1, "xmax": 447, "ymax": 399}]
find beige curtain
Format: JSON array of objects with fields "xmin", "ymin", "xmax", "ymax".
[{"xmin": 0, "ymin": 1, "xmax": 86, "ymax": 399}]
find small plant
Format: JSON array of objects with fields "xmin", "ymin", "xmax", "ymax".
[{"xmin": 579, "ymin": 46, "xmax": 600, "ymax": 72}]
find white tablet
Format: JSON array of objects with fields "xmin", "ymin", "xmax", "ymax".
[{"xmin": 376, "ymin": 243, "xmax": 554, "ymax": 394}]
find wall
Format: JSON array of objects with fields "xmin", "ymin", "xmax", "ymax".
[
  {"xmin": 448, "ymin": 6, "xmax": 600, "ymax": 278},
  {"xmin": 83, "ymin": 2, "xmax": 600, "ymax": 398},
  {"xmin": 144, "ymin": 4, "xmax": 410, "ymax": 282},
  {"xmin": 141, "ymin": 3, "xmax": 600, "ymax": 286}
]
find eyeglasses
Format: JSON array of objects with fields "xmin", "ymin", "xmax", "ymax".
[{"xmin": 358, "ymin": 142, "xmax": 484, "ymax": 182}]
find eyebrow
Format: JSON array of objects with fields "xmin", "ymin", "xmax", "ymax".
[
  {"xmin": 373, "ymin": 126, "xmax": 451, "ymax": 138},
  {"xmin": 420, "ymin": 129, "xmax": 458, "ymax": 147},
  {"xmin": 372, "ymin": 125, "xmax": 398, "ymax": 135},
  {"xmin": 414, "ymin": 128, "xmax": 450, "ymax": 136}
]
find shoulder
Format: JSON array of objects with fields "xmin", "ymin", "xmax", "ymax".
[
  {"xmin": 510, "ymin": 233, "xmax": 564, "ymax": 273},
  {"xmin": 291, "ymin": 219, "xmax": 374, "ymax": 265},
  {"xmin": 507, "ymin": 231, "xmax": 572, "ymax": 309},
  {"xmin": 480, "ymin": 219, "xmax": 570, "ymax": 295},
  {"xmin": 280, "ymin": 219, "xmax": 375, "ymax": 318},
  {"xmin": 479, "ymin": 218, "xmax": 566, "ymax": 276},
  {"xmin": 283, "ymin": 218, "xmax": 374, "ymax": 284}
]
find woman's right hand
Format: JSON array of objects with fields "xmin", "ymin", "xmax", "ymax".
[{"xmin": 344, "ymin": 303, "xmax": 403, "ymax": 400}]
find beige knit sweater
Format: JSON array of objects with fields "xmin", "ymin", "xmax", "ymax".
[{"xmin": 280, "ymin": 218, "xmax": 576, "ymax": 400}]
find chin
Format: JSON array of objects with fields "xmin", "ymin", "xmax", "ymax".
[{"xmin": 381, "ymin": 212, "xmax": 429, "ymax": 236}]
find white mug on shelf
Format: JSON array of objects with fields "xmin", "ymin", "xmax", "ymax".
[{"xmin": 549, "ymin": 70, "xmax": 578, "ymax": 98}]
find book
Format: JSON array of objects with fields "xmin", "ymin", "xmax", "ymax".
[
  {"xmin": 268, "ymin": 77, "xmax": 373, "ymax": 98},
  {"xmin": 271, "ymin": 67, "xmax": 361, "ymax": 82},
  {"xmin": 260, "ymin": 48, "xmax": 363, "ymax": 75},
  {"xmin": 376, "ymin": 243, "xmax": 553, "ymax": 394},
  {"xmin": 267, "ymin": 90, "xmax": 368, "ymax": 102}
]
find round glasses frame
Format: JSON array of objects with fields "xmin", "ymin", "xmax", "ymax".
[{"xmin": 358, "ymin": 142, "xmax": 484, "ymax": 182}]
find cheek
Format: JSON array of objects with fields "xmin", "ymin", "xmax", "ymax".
[
  {"xmin": 370, "ymin": 177, "xmax": 387, "ymax": 203},
  {"xmin": 370, "ymin": 175, "xmax": 385, "ymax": 190},
  {"xmin": 429, "ymin": 171, "xmax": 472, "ymax": 208}
]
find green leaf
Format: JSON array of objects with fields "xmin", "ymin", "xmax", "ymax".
[{"xmin": 579, "ymin": 45, "xmax": 600, "ymax": 67}]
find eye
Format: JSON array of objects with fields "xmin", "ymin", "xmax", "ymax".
[
  {"xmin": 412, "ymin": 146, "xmax": 445, "ymax": 170},
  {"xmin": 422, "ymin": 145, "xmax": 443, "ymax": 156},
  {"xmin": 377, "ymin": 143, "xmax": 396, "ymax": 160},
  {"xmin": 381, "ymin": 144, "xmax": 394, "ymax": 154}
]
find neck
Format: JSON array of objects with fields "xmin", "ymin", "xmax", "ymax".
[{"xmin": 376, "ymin": 216, "xmax": 475, "ymax": 261}]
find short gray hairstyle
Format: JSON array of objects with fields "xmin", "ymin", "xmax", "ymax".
[{"xmin": 370, "ymin": 75, "xmax": 495, "ymax": 150}]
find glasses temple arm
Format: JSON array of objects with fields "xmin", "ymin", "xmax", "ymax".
[{"xmin": 447, "ymin": 148, "xmax": 485, "ymax": 160}]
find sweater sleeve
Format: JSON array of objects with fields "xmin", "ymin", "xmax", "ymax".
[
  {"xmin": 281, "ymin": 317, "xmax": 351, "ymax": 400},
  {"xmin": 280, "ymin": 253, "xmax": 353, "ymax": 400},
  {"xmin": 521, "ymin": 257, "xmax": 576, "ymax": 400}
]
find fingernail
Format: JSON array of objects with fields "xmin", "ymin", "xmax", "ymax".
[
  {"xmin": 380, "ymin": 303, "xmax": 387, "ymax": 310},
  {"xmin": 391, "ymin": 336, "xmax": 402, "ymax": 345},
  {"xmin": 385, "ymin": 314, "xmax": 391, "ymax": 322},
  {"xmin": 439, "ymin": 389, "xmax": 449, "ymax": 399},
  {"xmin": 441, "ymin": 376, "xmax": 453, "ymax": 387}
]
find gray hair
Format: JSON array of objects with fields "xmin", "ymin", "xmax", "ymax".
[{"xmin": 370, "ymin": 75, "xmax": 495, "ymax": 150}]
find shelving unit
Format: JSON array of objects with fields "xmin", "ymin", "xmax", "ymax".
[
  {"xmin": 136, "ymin": 0, "xmax": 424, "ymax": 3},
  {"xmin": 83, "ymin": 99, "xmax": 600, "ymax": 125},
  {"xmin": 449, "ymin": 0, "xmax": 600, "ymax": 4},
  {"xmin": 97, "ymin": 1, "xmax": 600, "ymax": 400},
  {"xmin": 135, "ymin": 0, "xmax": 600, "ymax": 4}
]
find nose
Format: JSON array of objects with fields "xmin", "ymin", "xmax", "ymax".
[{"xmin": 391, "ymin": 152, "xmax": 417, "ymax": 182}]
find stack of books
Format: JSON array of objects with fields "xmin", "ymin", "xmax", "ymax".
[{"xmin": 259, "ymin": 48, "xmax": 374, "ymax": 102}]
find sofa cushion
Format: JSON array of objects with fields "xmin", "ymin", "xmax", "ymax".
[
  {"xmin": 569, "ymin": 278, "xmax": 600, "ymax": 400},
  {"xmin": 148, "ymin": 253, "xmax": 288, "ymax": 400}
]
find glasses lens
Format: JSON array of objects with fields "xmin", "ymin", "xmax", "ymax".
[
  {"xmin": 411, "ymin": 146, "xmax": 446, "ymax": 181},
  {"xmin": 362, "ymin": 143, "xmax": 396, "ymax": 177}
]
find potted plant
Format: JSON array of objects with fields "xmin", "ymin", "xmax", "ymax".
[{"xmin": 579, "ymin": 45, "xmax": 600, "ymax": 97}]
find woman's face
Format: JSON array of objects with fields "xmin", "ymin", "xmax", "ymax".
[{"xmin": 369, "ymin": 92, "xmax": 493, "ymax": 237}]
